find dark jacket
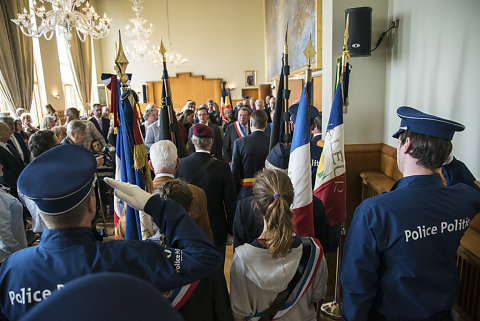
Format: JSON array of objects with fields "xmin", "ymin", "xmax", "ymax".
[
  {"xmin": 89, "ymin": 117, "xmax": 110, "ymax": 143},
  {"xmin": 231, "ymin": 130, "xmax": 269, "ymax": 199},
  {"xmin": 176, "ymin": 152, "xmax": 236, "ymax": 247}
]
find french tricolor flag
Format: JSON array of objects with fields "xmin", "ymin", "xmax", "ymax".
[
  {"xmin": 313, "ymin": 80, "xmax": 346, "ymax": 226},
  {"xmin": 288, "ymin": 83, "xmax": 314, "ymax": 237}
]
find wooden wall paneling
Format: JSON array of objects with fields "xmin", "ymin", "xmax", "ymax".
[
  {"xmin": 241, "ymin": 88, "xmax": 258, "ymax": 99},
  {"xmin": 380, "ymin": 144, "xmax": 402, "ymax": 181},
  {"xmin": 313, "ymin": 75, "xmax": 322, "ymax": 111},
  {"xmin": 146, "ymin": 73, "xmax": 223, "ymax": 113},
  {"xmin": 344, "ymin": 144, "xmax": 383, "ymax": 230},
  {"xmin": 288, "ymin": 79, "xmax": 304, "ymax": 103},
  {"xmin": 258, "ymin": 84, "xmax": 272, "ymax": 101}
]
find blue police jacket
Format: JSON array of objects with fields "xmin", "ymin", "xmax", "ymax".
[
  {"xmin": 340, "ymin": 174, "xmax": 480, "ymax": 321},
  {"xmin": 0, "ymin": 196, "xmax": 223, "ymax": 321}
]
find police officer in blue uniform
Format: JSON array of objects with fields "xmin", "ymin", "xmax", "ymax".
[
  {"xmin": 341, "ymin": 107, "xmax": 480, "ymax": 321},
  {"xmin": 0, "ymin": 144, "xmax": 222, "ymax": 321},
  {"xmin": 289, "ymin": 103, "xmax": 322, "ymax": 187}
]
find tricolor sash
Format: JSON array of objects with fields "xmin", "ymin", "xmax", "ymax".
[
  {"xmin": 234, "ymin": 121, "xmax": 247, "ymax": 138},
  {"xmin": 248, "ymin": 237, "xmax": 323, "ymax": 320},
  {"xmin": 167, "ymin": 280, "xmax": 200, "ymax": 310}
]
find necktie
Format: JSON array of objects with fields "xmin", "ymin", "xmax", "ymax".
[
  {"xmin": 98, "ymin": 118, "xmax": 103, "ymax": 131},
  {"xmin": 6, "ymin": 141, "xmax": 23, "ymax": 163}
]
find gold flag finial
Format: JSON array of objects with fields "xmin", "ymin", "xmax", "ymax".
[
  {"xmin": 115, "ymin": 31, "xmax": 129, "ymax": 88},
  {"xmin": 303, "ymin": 34, "xmax": 316, "ymax": 67},
  {"xmin": 159, "ymin": 39, "xmax": 166, "ymax": 63},
  {"xmin": 344, "ymin": 13, "xmax": 350, "ymax": 51},
  {"xmin": 283, "ymin": 22, "xmax": 288, "ymax": 54}
]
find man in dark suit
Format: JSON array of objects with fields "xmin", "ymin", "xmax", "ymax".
[
  {"xmin": 176, "ymin": 124, "xmax": 236, "ymax": 257},
  {"xmin": 231, "ymin": 110, "xmax": 269, "ymax": 199},
  {"xmin": 0, "ymin": 116, "xmax": 31, "ymax": 165},
  {"xmin": 89, "ymin": 103, "xmax": 110, "ymax": 143},
  {"xmin": 223, "ymin": 107, "xmax": 250, "ymax": 163},
  {"xmin": 0, "ymin": 122, "xmax": 24, "ymax": 198},
  {"xmin": 187, "ymin": 107, "xmax": 222, "ymax": 159}
]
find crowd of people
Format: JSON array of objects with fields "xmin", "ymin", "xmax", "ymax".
[{"xmin": 0, "ymin": 98, "xmax": 478, "ymax": 321}]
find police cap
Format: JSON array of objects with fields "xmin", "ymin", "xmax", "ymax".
[
  {"xmin": 18, "ymin": 144, "xmax": 96, "ymax": 215},
  {"xmin": 289, "ymin": 103, "xmax": 319, "ymax": 124},
  {"xmin": 392, "ymin": 106, "xmax": 465, "ymax": 140}
]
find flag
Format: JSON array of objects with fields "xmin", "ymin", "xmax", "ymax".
[
  {"xmin": 158, "ymin": 66, "xmax": 187, "ymax": 157},
  {"xmin": 220, "ymin": 82, "xmax": 232, "ymax": 119},
  {"xmin": 313, "ymin": 80, "xmax": 346, "ymax": 226},
  {"xmin": 269, "ymin": 62, "xmax": 285, "ymax": 150},
  {"xmin": 102, "ymin": 73, "xmax": 122, "ymax": 231},
  {"xmin": 104, "ymin": 72, "xmax": 152, "ymax": 240},
  {"xmin": 288, "ymin": 82, "xmax": 314, "ymax": 237}
]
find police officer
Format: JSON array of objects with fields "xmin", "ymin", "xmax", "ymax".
[
  {"xmin": 341, "ymin": 107, "xmax": 480, "ymax": 321},
  {"xmin": 0, "ymin": 144, "xmax": 222, "ymax": 320}
]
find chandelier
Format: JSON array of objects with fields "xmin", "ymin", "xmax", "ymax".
[
  {"xmin": 11, "ymin": 0, "xmax": 112, "ymax": 44},
  {"xmin": 152, "ymin": 40, "xmax": 188, "ymax": 66},
  {"xmin": 123, "ymin": 0, "xmax": 187, "ymax": 66},
  {"xmin": 125, "ymin": 0, "xmax": 153, "ymax": 61}
]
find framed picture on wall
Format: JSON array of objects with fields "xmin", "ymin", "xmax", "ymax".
[
  {"xmin": 97, "ymin": 84, "xmax": 108, "ymax": 106},
  {"xmin": 245, "ymin": 70, "xmax": 256, "ymax": 87}
]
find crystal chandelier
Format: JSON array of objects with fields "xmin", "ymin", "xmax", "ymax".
[
  {"xmin": 152, "ymin": 40, "xmax": 188, "ymax": 66},
  {"xmin": 125, "ymin": 0, "xmax": 153, "ymax": 61},
  {"xmin": 11, "ymin": 0, "xmax": 112, "ymax": 44}
]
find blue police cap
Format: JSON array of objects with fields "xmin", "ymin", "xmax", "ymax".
[
  {"xmin": 392, "ymin": 106, "xmax": 464, "ymax": 140},
  {"xmin": 19, "ymin": 273, "xmax": 184, "ymax": 321},
  {"xmin": 266, "ymin": 142, "xmax": 290, "ymax": 169},
  {"xmin": 289, "ymin": 103, "xmax": 319, "ymax": 124},
  {"xmin": 18, "ymin": 144, "xmax": 96, "ymax": 215}
]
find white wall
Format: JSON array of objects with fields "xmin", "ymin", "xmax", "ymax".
[
  {"xmin": 323, "ymin": 0, "xmax": 388, "ymax": 144},
  {"xmin": 385, "ymin": 0, "xmax": 480, "ymax": 176},
  {"xmin": 94, "ymin": 0, "xmax": 266, "ymax": 100}
]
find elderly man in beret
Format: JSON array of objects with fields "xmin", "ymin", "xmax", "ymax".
[
  {"xmin": 341, "ymin": 107, "xmax": 480, "ymax": 321},
  {"xmin": 0, "ymin": 144, "xmax": 223, "ymax": 320},
  {"xmin": 176, "ymin": 123, "xmax": 236, "ymax": 258}
]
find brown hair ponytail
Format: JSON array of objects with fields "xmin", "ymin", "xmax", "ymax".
[{"xmin": 253, "ymin": 169, "xmax": 295, "ymax": 259}]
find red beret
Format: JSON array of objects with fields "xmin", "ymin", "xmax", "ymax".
[{"xmin": 192, "ymin": 124, "xmax": 214, "ymax": 138}]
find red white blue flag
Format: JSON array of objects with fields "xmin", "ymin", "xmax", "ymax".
[
  {"xmin": 288, "ymin": 83, "xmax": 314, "ymax": 237},
  {"xmin": 313, "ymin": 80, "xmax": 346, "ymax": 226}
]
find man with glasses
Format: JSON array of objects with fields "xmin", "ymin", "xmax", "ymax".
[{"xmin": 187, "ymin": 107, "xmax": 222, "ymax": 159}]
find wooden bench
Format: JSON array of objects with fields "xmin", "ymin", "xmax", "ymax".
[{"xmin": 359, "ymin": 171, "xmax": 396, "ymax": 200}]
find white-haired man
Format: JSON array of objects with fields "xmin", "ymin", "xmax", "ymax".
[
  {"xmin": 176, "ymin": 124, "xmax": 236, "ymax": 257},
  {"xmin": 149, "ymin": 140, "xmax": 213, "ymax": 241}
]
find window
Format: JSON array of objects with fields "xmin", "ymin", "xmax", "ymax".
[{"xmin": 56, "ymin": 28, "xmax": 83, "ymax": 111}]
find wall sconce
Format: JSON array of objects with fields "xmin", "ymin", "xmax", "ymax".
[
  {"xmin": 52, "ymin": 91, "xmax": 60, "ymax": 99},
  {"xmin": 227, "ymin": 83, "xmax": 236, "ymax": 90}
]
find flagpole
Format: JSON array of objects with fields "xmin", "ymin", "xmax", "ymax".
[
  {"xmin": 320, "ymin": 16, "xmax": 350, "ymax": 320},
  {"xmin": 282, "ymin": 23, "xmax": 292, "ymax": 144},
  {"xmin": 303, "ymin": 34, "xmax": 315, "ymax": 121},
  {"xmin": 159, "ymin": 40, "xmax": 176, "ymax": 144},
  {"xmin": 115, "ymin": 31, "xmax": 129, "ymax": 91}
]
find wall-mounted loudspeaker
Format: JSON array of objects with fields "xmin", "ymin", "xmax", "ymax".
[{"xmin": 345, "ymin": 7, "xmax": 372, "ymax": 57}]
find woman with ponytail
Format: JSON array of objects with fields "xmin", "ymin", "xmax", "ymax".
[{"xmin": 230, "ymin": 169, "xmax": 328, "ymax": 321}]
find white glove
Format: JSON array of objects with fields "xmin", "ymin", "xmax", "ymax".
[{"xmin": 104, "ymin": 178, "xmax": 151, "ymax": 211}]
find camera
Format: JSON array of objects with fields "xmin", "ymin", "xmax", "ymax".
[{"xmin": 101, "ymin": 144, "xmax": 115, "ymax": 167}]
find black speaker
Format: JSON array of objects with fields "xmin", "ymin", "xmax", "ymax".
[{"xmin": 345, "ymin": 7, "xmax": 372, "ymax": 57}]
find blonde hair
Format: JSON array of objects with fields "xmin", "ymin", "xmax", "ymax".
[{"xmin": 253, "ymin": 169, "xmax": 295, "ymax": 259}]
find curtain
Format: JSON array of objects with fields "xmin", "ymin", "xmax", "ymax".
[
  {"xmin": 0, "ymin": 0, "xmax": 34, "ymax": 114},
  {"xmin": 69, "ymin": 34, "xmax": 92, "ymax": 115}
]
